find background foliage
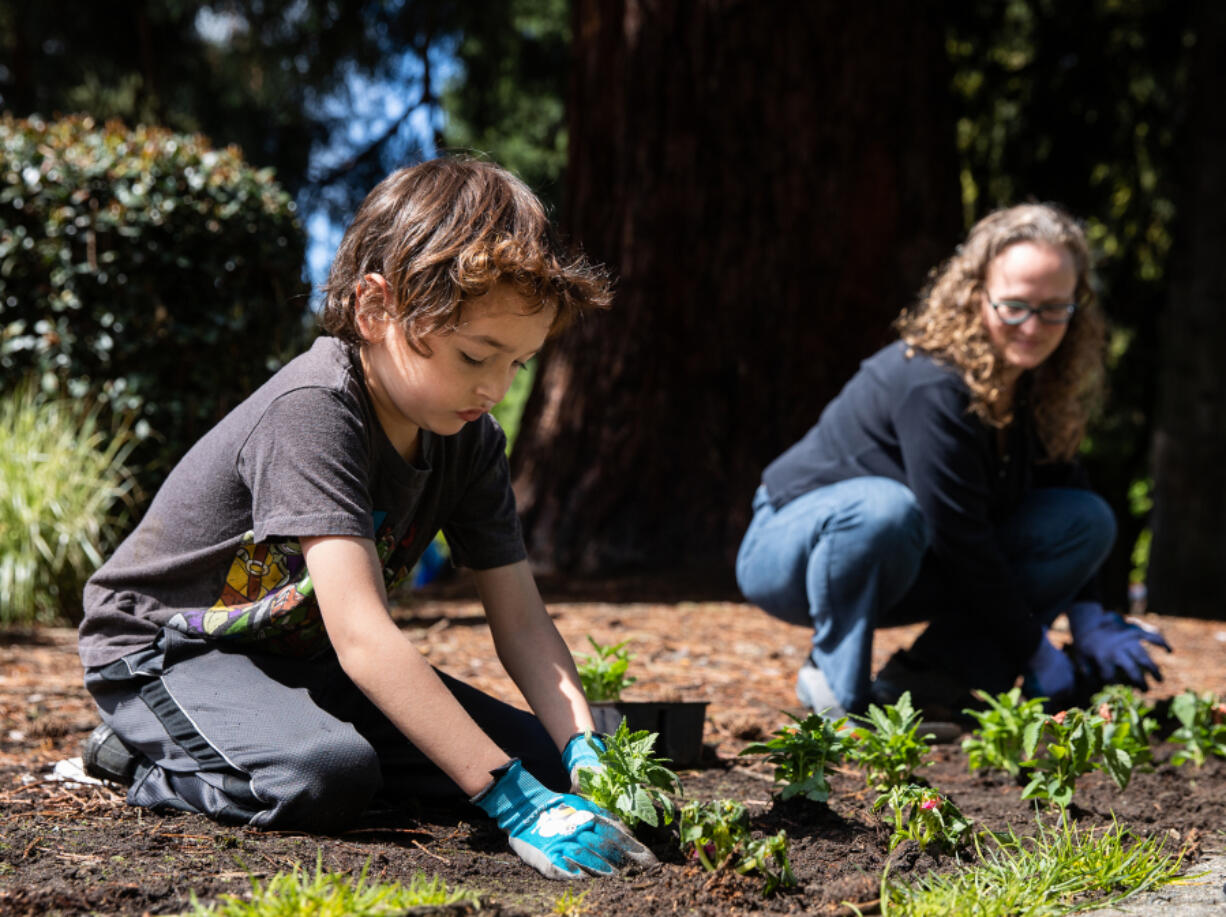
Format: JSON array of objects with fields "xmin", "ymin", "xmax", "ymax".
[{"xmin": 0, "ymin": 114, "xmax": 309, "ymax": 490}]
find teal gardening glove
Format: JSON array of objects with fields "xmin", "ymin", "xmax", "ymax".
[
  {"xmin": 472, "ymin": 758, "xmax": 656, "ymax": 880},
  {"xmin": 561, "ymin": 731, "xmax": 606, "ymax": 792}
]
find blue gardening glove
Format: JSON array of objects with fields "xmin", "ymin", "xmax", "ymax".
[
  {"xmin": 562, "ymin": 732, "xmax": 605, "ymax": 792},
  {"xmin": 472, "ymin": 759, "xmax": 657, "ymax": 880},
  {"xmin": 1022, "ymin": 633, "xmax": 1077, "ymax": 710},
  {"xmin": 1067, "ymin": 601, "xmax": 1170, "ymax": 689}
]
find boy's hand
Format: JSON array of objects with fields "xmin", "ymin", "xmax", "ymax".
[
  {"xmin": 1067, "ymin": 601, "xmax": 1170, "ymax": 689},
  {"xmin": 472, "ymin": 759, "xmax": 656, "ymax": 880},
  {"xmin": 562, "ymin": 732, "xmax": 605, "ymax": 792}
]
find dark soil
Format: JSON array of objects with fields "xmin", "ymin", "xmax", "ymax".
[{"xmin": 3, "ymin": 590, "xmax": 1225, "ymax": 917}]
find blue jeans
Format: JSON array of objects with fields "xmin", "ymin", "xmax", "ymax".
[{"xmin": 735, "ymin": 477, "xmax": 1116, "ymax": 712}]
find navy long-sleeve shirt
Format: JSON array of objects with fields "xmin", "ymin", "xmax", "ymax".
[{"xmin": 762, "ymin": 341, "xmax": 1092, "ymax": 661}]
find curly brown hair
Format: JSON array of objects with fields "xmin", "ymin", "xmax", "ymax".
[
  {"xmin": 320, "ymin": 156, "xmax": 611, "ymax": 352},
  {"xmin": 894, "ymin": 203, "xmax": 1106, "ymax": 461}
]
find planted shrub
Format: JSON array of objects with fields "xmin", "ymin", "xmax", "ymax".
[
  {"xmin": 846, "ymin": 690, "xmax": 934, "ymax": 791},
  {"xmin": 1167, "ymin": 690, "xmax": 1226, "ymax": 767},
  {"xmin": 874, "ymin": 784, "xmax": 973, "ymax": 853},
  {"xmin": 739, "ymin": 711, "xmax": 852, "ymax": 803},
  {"xmin": 575, "ymin": 635, "xmax": 636, "ymax": 702},
  {"xmin": 0, "ymin": 114, "xmax": 309, "ymax": 495},
  {"xmin": 0, "ymin": 383, "xmax": 135, "ymax": 624},
  {"xmin": 678, "ymin": 799, "xmax": 795, "ymax": 895},
  {"xmin": 961, "ymin": 687, "xmax": 1048, "ymax": 779},
  {"xmin": 576, "ymin": 720, "xmax": 681, "ymax": 830}
]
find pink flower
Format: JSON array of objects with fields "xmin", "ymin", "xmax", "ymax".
[
  {"xmin": 1052, "ymin": 710, "xmax": 1068, "ymax": 725},
  {"xmin": 920, "ymin": 796, "xmax": 940, "ymax": 811},
  {"xmin": 1098, "ymin": 703, "xmax": 1113, "ymax": 723}
]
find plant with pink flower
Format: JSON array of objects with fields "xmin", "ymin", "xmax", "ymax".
[
  {"xmin": 1168, "ymin": 690, "xmax": 1226, "ymax": 767},
  {"xmin": 874, "ymin": 783, "xmax": 972, "ymax": 853}
]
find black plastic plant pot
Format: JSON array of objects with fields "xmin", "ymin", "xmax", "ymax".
[{"xmin": 588, "ymin": 700, "xmax": 709, "ymax": 766}]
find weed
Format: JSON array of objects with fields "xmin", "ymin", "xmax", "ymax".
[
  {"xmin": 876, "ymin": 815, "xmax": 1191, "ymax": 915},
  {"xmin": 187, "ymin": 852, "xmax": 477, "ymax": 916},
  {"xmin": 552, "ymin": 888, "xmax": 589, "ymax": 916}
]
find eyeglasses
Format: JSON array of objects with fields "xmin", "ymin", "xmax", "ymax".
[{"xmin": 987, "ymin": 299, "xmax": 1077, "ymax": 326}]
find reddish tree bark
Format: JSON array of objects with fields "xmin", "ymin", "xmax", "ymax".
[
  {"xmin": 1148, "ymin": 1, "xmax": 1226, "ymax": 618},
  {"xmin": 512, "ymin": 0, "xmax": 962, "ymax": 578}
]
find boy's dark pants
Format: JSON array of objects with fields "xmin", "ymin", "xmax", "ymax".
[{"xmin": 84, "ymin": 629, "xmax": 566, "ymax": 832}]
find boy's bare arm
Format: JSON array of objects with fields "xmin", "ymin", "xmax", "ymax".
[
  {"xmin": 474, "ymin": 561, "xmax": 595, "ymax": 748},
  {"xmin": 300, "ymin": 534, "xmax": 509, "ymax": 796}
]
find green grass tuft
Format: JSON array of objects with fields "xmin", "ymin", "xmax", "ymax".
[
  {"xmin": 875, "ymin": 814, "xmax": 1192, "ymax": 916},
  {"xmin": 186, "ymin": 854, "xmax": 479, "ymax": 916}
]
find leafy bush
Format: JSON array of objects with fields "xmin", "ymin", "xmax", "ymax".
[
  {"xmin": 0, "ymin": 114, "xmax": 309, "ymax": 496},
  {"xmin": 739, "ymin": 711, "xmax": 852, "ymax": 803},
  {"xmin": 575, "ymin": 635, "xmax": 636, "ymax": 702},
  {"xmin": 847, "ymin": 690, "xmax": 934, "ymax": 791},
  {"xmin": 1, "ymin": 382, "xmax": 135, "ymax": 624},
  {"xmin": 961, "ymin": 687, "xmax": 1048, "ymax": 778},
  {"xmin": 577, "ymin": 721, "xmax": 680, "ymax": 830},
  {"xmin": 1167, "ymin": 690, "xmax": 1226, "ymax": 767},
  {"xmin": 678, "ymin": 798, "xmax": 795, "ymax": 895},
  {"xmin": 874, "ymin": 784, "xmax": 973, "ymax": 853}
]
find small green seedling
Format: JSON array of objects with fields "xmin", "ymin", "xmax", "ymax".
[
  {"xmin": 1091, "ymin": 689, "xmax": 1155, "ymax": 789},
  {"xmin": 739, "ymin": 710, "xmax": 852, "ymax": 803},
  {"xmin": 847, "ymin": 690, "xmax": 933, "ymax": 791},
  {"xmin": 551, "ymin": 888, "xmax": 589, "ymax": 916},
  {"xmin": 1021, "ymin": 708, "xmax": 1101, "ymax": 807},
  {"xmin": 577, "ymin": 720, "xmax": 681, "ymax": 830},
  {"xmin": 874, "ymin": 783, "xmax": 973, "ymax": 853},
  {"xmin": 1167, "ymin": 690, "xmax": 1226, "ymax": 767},
  {"xmin": 678, "ymin": 798, "xmax": 795, "ymax": 895},
  {"xmin": 575, "ymin": 636, "xmax": 636, "ymax": 702},
  {"xmin": 961, "ymin": 687, "xmax": 1047, "ymax": 778}
]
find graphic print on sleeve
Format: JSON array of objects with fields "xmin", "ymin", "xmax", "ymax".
[{"xmin": 164, "ymin": 515, "xmax": 425, "ymax": 657}]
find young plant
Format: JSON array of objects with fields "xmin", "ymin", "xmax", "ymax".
[
  {"xmin": 678, "ymin": 799, "xmax": 795, "ymax": 895},
  {"xmin": 739, "ymin": 710, "xmax": 852, "ymax": 803},
  {"xmin": 1167, "ymin": 690, "xmax": 1226, "ymax": 767},
  {"xmin": 1020, "ymin": 708, "xmax": 1102, "ymax": 807},
  {"xmin": 874, "ymin": 784, "xmax": 973, "ymax": 853},
  {"xmin": 1092, "ymin": 690, "xmax": 1155, "ymax": 789},
  {"xmin": 575, "ymin": 636, "xmax": 636, "ymax": 702},
  {"xmin": 577, "ymin": 720, "xmax": 681, "ymax": 830},
  {"xmin": 846, "ymin": 690, "xmax": 933, "ymax": 791},
  {"xmin": 960, "ymin": 686, "xmax": 1047, "ymax": 778}
]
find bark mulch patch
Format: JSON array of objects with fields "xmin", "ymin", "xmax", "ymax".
[{"xmin": 3, "ymin": 588, "xmax": 1226, "ymax": 916}]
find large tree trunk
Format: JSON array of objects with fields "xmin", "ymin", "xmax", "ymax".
[
  {"xmin": 1148, "ymin": 1, "xmax": 1226, "ymax": 618},
  {"xmin": 511, "ymin": 0, "xmax": 962, "ymax": 578}
]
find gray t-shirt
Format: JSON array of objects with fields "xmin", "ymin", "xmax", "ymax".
[{"xmin": 79, "ymin": 336, "xmax": 525, "ymax": 668}]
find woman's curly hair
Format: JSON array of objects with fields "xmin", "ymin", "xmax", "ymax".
[
  {"xmin": 320, "ymin": 156, "xmax": 610, "ymax": 352},
  {"xmin": 894, "ymin": 203, "xmax": 1106, "ymax": 461}
]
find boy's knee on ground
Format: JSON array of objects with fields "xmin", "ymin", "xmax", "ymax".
[{"xmin": 253, "ymin": 732, "xmax": 382, "ymax": 832}]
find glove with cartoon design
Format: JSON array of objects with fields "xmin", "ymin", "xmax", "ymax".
[
  {"xmin": 472, "ymin": 758, "xmax": 656, "ymax": 880},
  {"xmin": 561, "ymin": 732, "xmax": 605, "ymax": 792}
]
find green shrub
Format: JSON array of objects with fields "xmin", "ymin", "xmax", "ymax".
[
  {"xmin": 0, "ymin": 114, "xmax": 309, "ymax": 494},
  {"xmin": 0, "ymin": 383, "xmax": 135, "ymax": 625}
]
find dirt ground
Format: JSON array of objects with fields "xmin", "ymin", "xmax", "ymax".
[{"xmin": 3, "ymin": 582, "xmax": 1226, "ymax": 916}]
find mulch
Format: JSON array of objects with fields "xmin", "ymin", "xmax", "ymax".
[{"xmin": 2, "ymin": 584, "xmax": 1225, "ymax": 916}]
